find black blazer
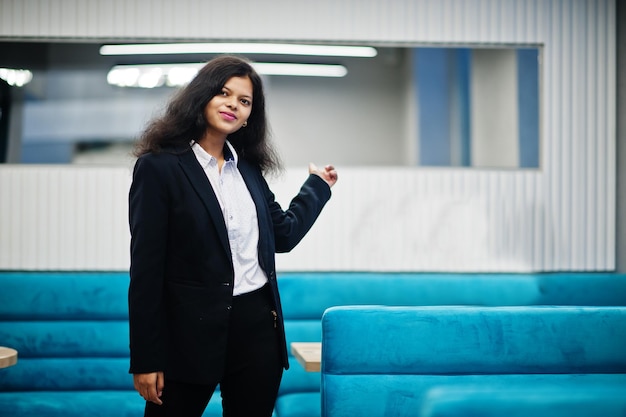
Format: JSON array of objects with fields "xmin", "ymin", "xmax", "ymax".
[{"xmin": 128, "ymin": 146, "xmax": 331, "ymax": 384}]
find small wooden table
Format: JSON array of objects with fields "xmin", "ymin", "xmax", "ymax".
[
  {"xmin": 290, "ymin": 342, "xmax": 321, "ymax": 372},
  {"xmin": 0, "ymin": 347, "xmax": 18, "ymax": 369}
]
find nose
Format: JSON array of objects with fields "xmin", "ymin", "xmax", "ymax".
[{"xmin": 226, "ymin": 97, "xmax": 238, "ymax": 109}]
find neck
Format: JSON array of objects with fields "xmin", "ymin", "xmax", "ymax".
[{"xmin": 197, "ymin": 133, "xmax": 226, "ymax": 160}]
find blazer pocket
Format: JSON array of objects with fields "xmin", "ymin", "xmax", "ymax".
[
  {"xmin": 168, "ymin": 277, "xmax": 205, "ymax": 289},
  {"xmin": 165, "ymin": 280, "xmax": 214, "ymax": 312}
]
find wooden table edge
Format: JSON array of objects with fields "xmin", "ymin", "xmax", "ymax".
[
  {"xmin": 290, "ymin": 342, "xmax": 321, "ymax": 372},
  {"xmin": 0, "ymin": 347, "xmax": 18, "ymax": 369}
]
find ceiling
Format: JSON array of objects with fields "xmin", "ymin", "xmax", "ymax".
[{"xmin": 0, "ymin": 40, "xmax": 357, "ymax": 72}]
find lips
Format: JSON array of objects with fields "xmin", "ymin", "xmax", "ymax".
[{"xmin": 220, "ymin": 111, "xmax": 237, "ymax": 121}]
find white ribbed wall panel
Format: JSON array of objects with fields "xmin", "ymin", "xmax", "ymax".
[
  {"xmin": 0, "ymin": 0, "xmax": 616, "ymax": 271},
  {"xmin": 271, "ymin": 168, "xmax": 545, "ymax": 272},
  {"xmin": 0, "ymin": 0, "xmax": 557, "ymax": 44},
  {"xmin": 0, "ymin": 166, "xmax": 546, "ymax": 272},
  {"xmin": 0, "ymin": 165, "xmax": 132, "ymax": 271}
]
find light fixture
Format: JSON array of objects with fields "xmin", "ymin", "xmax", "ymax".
[
  {"xmin": 100, "ymin": 42, "xmax": 377, "ymax": 58},
  {"xmin": 107, "ymin": 62, "xmax": 348, "ymax": 88},
  {"xmin": 0, "ymin": 68, "xmax": 33, "ymax": 87},
  {"xmin": 253, "ymin": 63, "xmax": 347, "ymax": 77}
]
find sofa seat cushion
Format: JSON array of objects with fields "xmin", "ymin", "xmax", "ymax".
[
  {"xmin": 321, "ymin": 373, "xmax": 626, "ymax": 417},
  {"xmin": 421, "ymin": 385, "xmax": 626, "ymax": 417},
  {"xmin": 274, "ymin": 392, "xmax": 320, "ymax": 417},
  {"xmin": 0, "ymin": 391, "xmax": 223, "ymax": 417}
]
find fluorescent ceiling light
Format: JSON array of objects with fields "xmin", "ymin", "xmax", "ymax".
[
  {"xmin": 0, "ymin": 68, "xmax": 33, "ymax": 87},
  {"xmin": 253, "ymin": 63, "xmax": 347, "ymax": 77},
  {"xmin": 100, "ymin": 42, "xmax": 377, "ymax": 58},
  {"xmin": 107, "ymin": 62, "xmax": 348, "ymax": 88}
]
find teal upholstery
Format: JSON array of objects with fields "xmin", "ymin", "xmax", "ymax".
[
  {"xmin": 277, "ymin": 272, "xmax": 626, "ymax": 417},
  {"xmin": 1, "ymin": 272, "xmax": 626, "ymax": 417},
  {"xmin": 420, "ymin": 386, "xmax": 626, "ymax": 417},
  {"xmin": 320, "ymin": 306, "xmax": 626, "ymax": 417},
  {"xmin": 0, "ymin": 272, "xmax": 223, "ymax": 417}
]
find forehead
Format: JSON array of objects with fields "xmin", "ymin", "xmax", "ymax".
[{"xmin": 223, "ymin": 76, "xmax": 253, "ymax": 96}]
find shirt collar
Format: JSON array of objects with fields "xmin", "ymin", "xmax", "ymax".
[
  {"xmin": 191, "ymin": 140, "xmax": 239, "ymax": 168},
  {"xmin": 224, "ymin": 140, "xmax": 238, "ymax": 164}
]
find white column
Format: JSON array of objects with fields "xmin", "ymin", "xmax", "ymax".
[{"xmin": 471, "ymin": 49, "xmax": 519, "ymax": 168}]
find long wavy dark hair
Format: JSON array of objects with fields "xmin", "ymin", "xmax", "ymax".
[{"xmin": 134, "ymin": 55, "xmax": 281, "ymax": 174}]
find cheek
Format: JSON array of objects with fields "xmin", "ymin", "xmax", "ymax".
[
  {"xmin": 203, "ymin": 102, "xmax": 216, "ymax": 119},
  {"xmin": 204, "ymin": 99, "xmax": 218, "ymax": 114}
]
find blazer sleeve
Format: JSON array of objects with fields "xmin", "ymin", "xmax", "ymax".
[
  {"xmin": 263, "ymin": 173, "xmax": 332, "ymax": 253},
  {"xmin": 128, "ymin": 155, "xmax": 170, "ymax": 374}
]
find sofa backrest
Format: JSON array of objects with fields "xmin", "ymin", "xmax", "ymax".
[
  {"xmin": 279, "ymin": 273, "xmax": 626, "ymax": 321},
  {"xmin": 0, "ymin": 272, "xmax": 132, "ymax": 391},
  {"xmin": 321, "ymin": 305, "xmax": 626, "ymax": 375},
  {"xmin": 278, "ymin": 272, "xmax": 626, "ymax": 395},
  {"xmin": 2, "ymin": 272, "xmax": 626, "ymax": 394},
  {"xmin": 320, "ymin": 306, "xmax": 626, "ymax": 417}
]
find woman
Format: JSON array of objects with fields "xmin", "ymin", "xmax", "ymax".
[{"xmin": 128, "ymin": 55, "xmax": 337, "ymax": 417}]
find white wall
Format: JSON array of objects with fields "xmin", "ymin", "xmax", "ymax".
[
  {"xmin": 267, "ymin": 49, "xmax": 414, "ymax": 167},
  {"xmin": 0, "ymin": 0, "xmax": 617, "ymax": 272},
  {"xmin": 618, "ymin": 0, "xmax": 626, "ymax": 272}
]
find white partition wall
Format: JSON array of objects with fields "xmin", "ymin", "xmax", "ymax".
[{"xmin": 0, "ymin": 0, "xmax": 616, "ymax": 272}]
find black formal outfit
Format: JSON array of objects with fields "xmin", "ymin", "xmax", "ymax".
[{"xmin": 128, "ymin": 145, "xmax": 331, "ymax": 416}]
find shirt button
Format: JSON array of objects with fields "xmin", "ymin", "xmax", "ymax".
[{"xmin": 227, "ymin": 306, "xmax": 232, "ymax": 311}]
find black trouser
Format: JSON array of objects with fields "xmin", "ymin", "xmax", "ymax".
[{"xmin": 144, "ymin": 284, "xmax": 284, "ymax": 417}]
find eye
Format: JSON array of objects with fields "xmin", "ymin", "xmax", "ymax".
[
  {"xmin": 220, "ymin": 90, "xmax": 228, "ymax": 96},
  {"xmin": 240, "ymin": 98, "xmax": 251, "ymax": 106}
]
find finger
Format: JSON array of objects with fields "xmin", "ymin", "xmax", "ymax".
[
  {"xmin": 308, "ymin": 162, "xmax": 318, "ymax": 174},
  {"xmin": 325, "ymin": 165, "xmax": 337, "ymax": 179},
  {"xmin": 147, "ymin": 385, "xmax": 163, "ymax": 405},
  {"xmin": 134, "ymin": 373, "xmax": 163, "ymax": 405},
  {"xmin": 134, "ymin": 376, "xmax": 149, "ymax": 398},
  {"xmin": 156, "ymin": 371, "xmax": 165, "ymax": 398}
]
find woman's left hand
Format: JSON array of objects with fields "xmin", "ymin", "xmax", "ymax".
[{"xmin": 309, "ymin": 163, "xmax": 338, "ymax": 188}]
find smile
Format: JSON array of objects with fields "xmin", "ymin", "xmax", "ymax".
[{"xmin": 220, "ymin": 112, "xmax": 237, "ymax": 121}]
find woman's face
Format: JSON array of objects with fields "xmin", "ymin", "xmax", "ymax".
[{"xmin": 204, "ymin": 75, "xmax": 253, "ymax": 138}]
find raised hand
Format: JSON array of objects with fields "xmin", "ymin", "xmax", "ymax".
[{"xmin": 309, "ymin": 163, "xmax": 338, "ymax": 188}]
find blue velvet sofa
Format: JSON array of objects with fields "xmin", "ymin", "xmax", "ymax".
[
  {"xmin": 1, "ymin": 272, "xmax": 626, "ymax": 417},
  {"xmin": 320, "ymin": 305, "xmax": 626, "ymax": 417},
  {"xmin": 419, "ymin": 385, "xmax": 626, "ymax": 417},
  {"xmin": 0, "ymin": 273, "xmax": 198, "ymax": 417},
  {"xmin": 276, "ymin": 272, "xmax": 626, "ymax": 417}
]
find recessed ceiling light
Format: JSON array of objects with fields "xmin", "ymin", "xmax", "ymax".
[{"xmin": 0, "ymin": 68, "xmax": 33, "ymax": 87}]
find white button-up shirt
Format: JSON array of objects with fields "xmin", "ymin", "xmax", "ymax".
[{"xmin": 191, "ymin": 141, "xmax": 268, "ymax": 296}]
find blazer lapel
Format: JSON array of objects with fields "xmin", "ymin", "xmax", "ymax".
[
  {"xmin": 178, "ymin": 149, "xmax": 231, "ymax": 258},
  {"xmin": 238, "ymin": 160, "xmax": 269, "ymax": 227},
  {"xmin": 237, "ymin": 159, "xmax": 272, "ymax": 261}
]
